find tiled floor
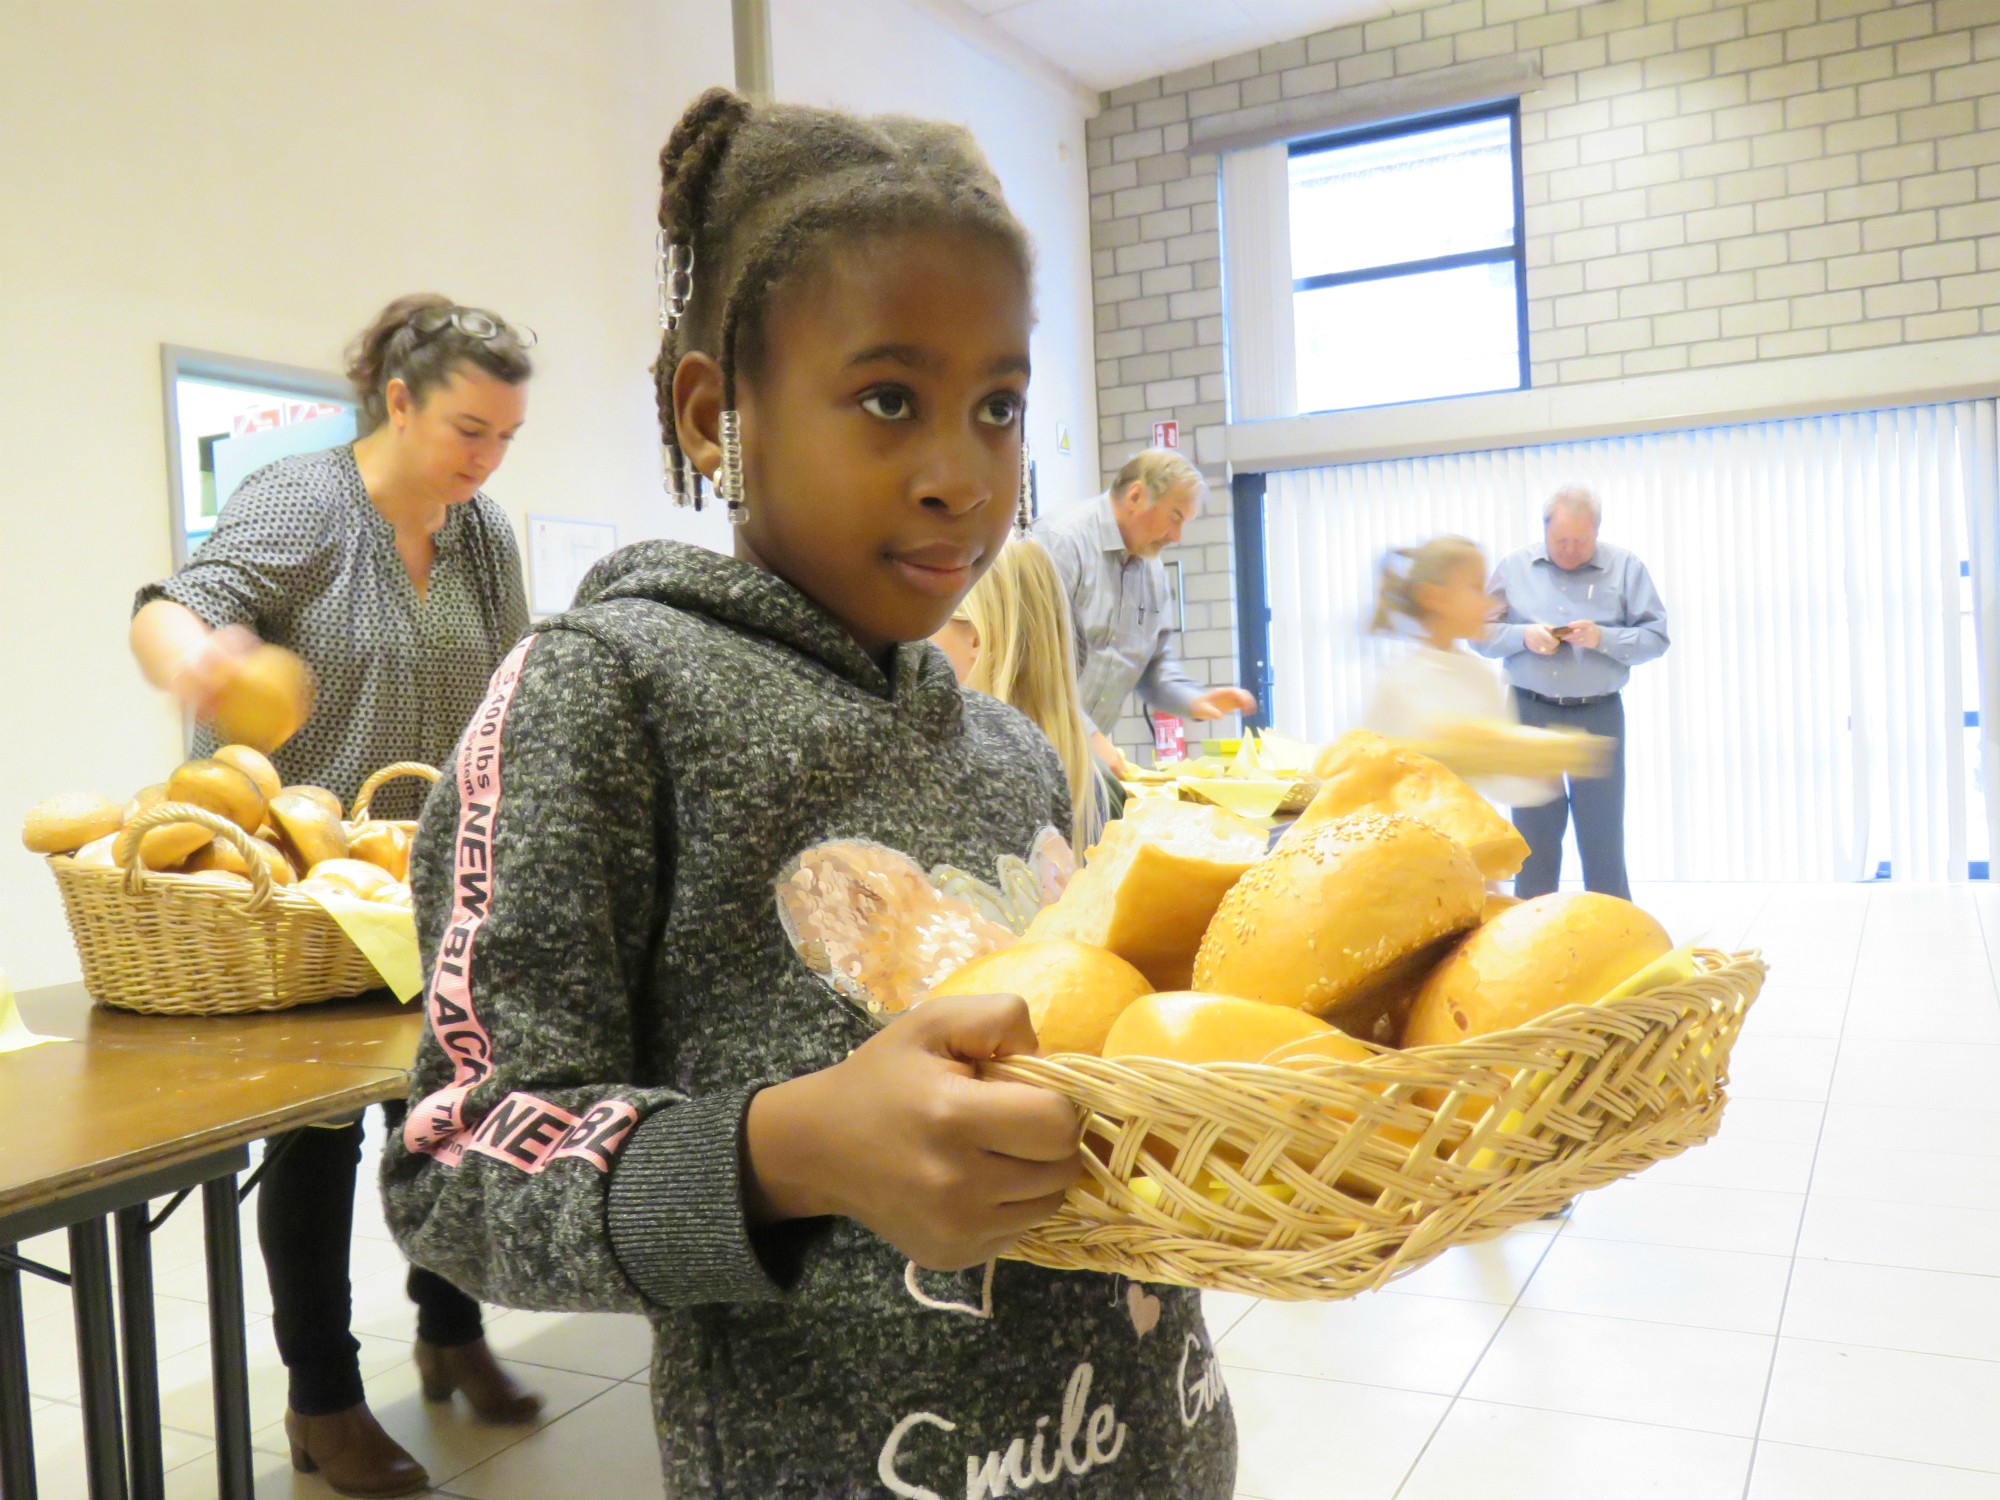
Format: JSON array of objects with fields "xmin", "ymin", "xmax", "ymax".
[{"xmin": 14, "ymin": 881, "xmax": 2000, "ymax": 1497}]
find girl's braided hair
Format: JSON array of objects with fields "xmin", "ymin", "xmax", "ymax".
[{"xmin": 652, "ymin": 87, "xmax": 1034, "ymax": 508}]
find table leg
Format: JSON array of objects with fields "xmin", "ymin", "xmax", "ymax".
[
  {"xmin": 67, "ymin": 1220, "xmax": 128, "ymax": 1500},
  {"xmin": 201, "ymin": 1178, "xmax": 253, "ymax": 1500},
  {"xmin": 0, "ymin": 1245, "xmax": 37, "ymax": 1500},
  {"xmin": 113, "ymin": 1208, "xmax": 162, "ymax": 1500}
]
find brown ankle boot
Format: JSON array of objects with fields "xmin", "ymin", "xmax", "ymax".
[
  {"xmin": 414, "ymin": 1336, "xmax": 545, "ymax": 1424},
  {"xmin": 284, "ymin": 1404, "xmax": 428, "ymax": 1498}
]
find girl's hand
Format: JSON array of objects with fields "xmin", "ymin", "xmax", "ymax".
[
  {"xmin": 745, "ymin": 994, "xmax": 1082, "ymax": 1271},
  {"xmin": 166, "ymin": 625, "xmax": 261, "ymax": 718}
]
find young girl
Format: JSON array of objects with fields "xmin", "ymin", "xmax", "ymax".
[
  {"xmin": 1364, "ymin": 535, "xmax": 1558, "ymax": 812},
  {"xmin": 933, "ymin": 537, "xmax": 1106, "ymax": 852},
  {"xmin": 381, "ymin": 88, "xmax": 1237, "ymax": 1498}
]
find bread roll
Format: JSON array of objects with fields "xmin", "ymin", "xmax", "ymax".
[
  {"xmin": 211, "ymin": 643, "xmax": 316, "ymax": 753},
  {"xmin": 929, "ymin": 939, "xmax": 1152, "ymax": 1055},
  {"xmin": 186, "ymin": 835, "xmax": 297, "ymax": 888},
  {"xmin": 1295, "ymin": 730, "xmax": 1530, "ymax": 880},
  {"xmin": 211, "ymin": 744, "xmax": 283, "ymax": 804},
  {"xmin": 167, "ymin": 759, "xmax": 266, "ymax": 833},
  {"xmin": 1403, "ymin": 892, "xmax": 1673, "ymax": 1047},
  {"xmin": 1102, "ymin": 991, "xmax": 1336, "ymax": 1064},
  {"xmin": 268, "ymin": 790, "xmax": 348, "ymax": 871},
  {"xmin": 133, "ymin": 822, "xmax": 213, "ymax": 871},
  {"xmin": 1023, "ymin": 799, "xmax": 1269, "ymax": 990},
  {"xmin": 284, "ymin": 785, "xmax": 346, "ymax": 820},
  {"xmin": 300, "ymin": 857, "xmax": 398, "ymax": 901},
  {"xmin": 72, "ymin": 833, "xmax": 119, "ymax": 867},
  {"xmin": 22, "ymin": 793, "xmax": 123, "ymax": 854},
  {"xmin": 1193, "ymin": 814, "xmax": 1485, "ymax": 1018},
  {"xmin": 121, "ymin": 783, "xmax": 169, "ymax": 826},
  {"xmin": 347, "ymin": 824, "xmax": 411, "ymax": 882}
]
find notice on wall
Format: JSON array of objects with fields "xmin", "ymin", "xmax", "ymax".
[
  {"xmin": 1153, "ymin": 420, "xmax": 1179, "ymax": 449},
  {"xmin": 528, "ymin": 515, "xmax": 621, "ymax": 617}
]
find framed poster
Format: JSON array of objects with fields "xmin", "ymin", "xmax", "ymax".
[
  {"xmin": 528, "ymin": 515, "xmax": 621, "ymax": 616},
  {"xmin": 1162, "ymin": 558, "xmax": 1186, "ymax": 633}
]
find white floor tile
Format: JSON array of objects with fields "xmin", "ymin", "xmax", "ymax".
[
  {"xmin": 1217, "ymin": 1289, "xmax": 1507, "ymax": 1395},
  {"xmin": 21, "ymin": 1398, "xmax": 211, "ymax": 1497},
  {"xmin": 1400, "ymin": 1401, "xmax": 1752, "ymax": 1500},
  {"xmin": 1841, "ymin": 990, "xmax": 2000, "ymax": 1044},
  {"xmin": 154, "ymin": 1329, "xmax": 411, "ymax": 1442},
  {"xmin": 1462, "ymin": 1307, "xmax": 1773, "ymax": 1435},
  {"xmin": 1378, "ymin": 1229, "xmax": 1551, "ymax": 1305},
  {"xmin": 442, "ymin": 1381, "xmax": 663, "ymax": 1500},
  {"xmin": 1830, "ymin": 1040, "xmax": 2000, "ymax": 1110},
  {"xmin": 1726, "ymin": 1033, "xmax": 1839, "ymax": 1102},
  {"xmin": 1713, "ymin": 1096, "xmax": 1826, "ymax": 1147},
  {"xmin": 1561, "ymin": 1178, "xmax": 1806, "ymax": 1256},
  {"xmin": 1798, "ymin": 1195, "xmax": 2000, "ymax": 1277},
  {"xmin": 1748, "ymin": 1442, "xmax": 2000, "ymax": 1499},
  {"xmin": 1200, "ymin": 1289, "xmax": 1260, "ymax": 1341},
  {"xmin": 1518, "ymin": 1237, "xmax": 1792, "ymax": 1334},
  {"xmin": 1641, "ymin": 1132, "xmax": 1818, "ymax": 1194},
  {"xmin": 482, "ymin": 1308, "xmax": 654, "ymax": 1382},
  {"xmin": 1784, "ymin": 1258, "xmax": 2000, "ymax": 1362},
  {"xmin": 1742, "ymin": 984, "xmax": 1847, "ymax": 1039},
  {"xmin": 1221, "ymin": 1367, "xmax": 1444, "ymax": 1500},
  {"xmin": 1761, "ymin": 1338, "xmax": 2000, "ymax": 1472},
  {"xmin": 1819, "ymin": 1100, "xmax": 2000, "ymax": 1157},
  {"xmin": 1810, "ymin": 1142, "xmax": 2000, "ymax": 1211}
]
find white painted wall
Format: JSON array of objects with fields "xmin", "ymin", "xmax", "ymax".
[
  {"xmin": 0, "ymin": 0, "xmax": 733, "ymax": 987},
  {"xmin": 770, "ymin": 0, "xmax": 1103, "ymax": 517}
]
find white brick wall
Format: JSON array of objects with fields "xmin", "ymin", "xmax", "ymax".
[{"xmin": 1086, "ymin": 0, "xmax": 2000, "ymax": 761}]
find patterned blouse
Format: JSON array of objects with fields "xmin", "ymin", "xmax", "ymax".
[{"xmin": 136, "ymin": 445, "xmax": 529, "ymax": 821}]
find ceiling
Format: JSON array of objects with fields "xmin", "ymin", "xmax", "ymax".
[{"xmin": 951, "ymin": 0, "xmax": 1412, "ymax": 92}]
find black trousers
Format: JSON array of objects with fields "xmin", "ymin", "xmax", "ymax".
[
  {"xmin": 1510, "ymin": 690, "xmax": 1631, "ymax": 901},
  {"xmin": 258, "ymin": 1103, "xmax": 484, "ymax": 1415}
]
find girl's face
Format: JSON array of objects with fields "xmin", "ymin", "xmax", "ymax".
[
  {"xmin": 687, "ymin": 227, "xmax": 1031, "ymax": 665},
  {"xmin": 1414, "ymin": 556, "xmax": 1495, "ymax": 643}
]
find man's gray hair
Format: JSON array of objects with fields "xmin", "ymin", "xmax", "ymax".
[
  {"xmin": 1544, "ymin": 485, "xmax": 1602, "ymax": 525},
  {"xmin": 1114, "ymin": 448, "xmax": 1205, "ymax": 506}
]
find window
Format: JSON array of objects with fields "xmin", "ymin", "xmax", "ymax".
[
  {"xmin": 161, "ymin": 347, "xmax": 357, "ymax": 568},
  {"xmin": 1286, "ymin": 104, "xmax": 1528, "ymax": 415}
]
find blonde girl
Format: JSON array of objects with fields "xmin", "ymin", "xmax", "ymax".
[{"xmin": 933, "ymin": 537, "xmax": 1105, "ymax": 850}]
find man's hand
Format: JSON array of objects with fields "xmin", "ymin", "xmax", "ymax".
[
  {"xmin": 1557, "ymin": 620, "xmax": 1602, "ymax": 650},
  {"xmin": 1090, "ymin": 731, "xmax": 1132, "ymax": 779},
  {"xmin": 743, "ymin": 995, "xmax": 1082, "ymax": 1271},
  {"xmin": 1523, "ymin": 625, "xmax": 1561, "ymax": 656},
  {"xmin": 1189, "ymin": 686, "xmax": 1258, "ymax": 721}
]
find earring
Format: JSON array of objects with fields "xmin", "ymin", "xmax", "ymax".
[
  {"xmin": 718, "ymin": 409, "xmax": 747, "ymax": 526},
  {"xmin": 1016, "ymin": 439, "xmax": 1034, "ymax": 534}
]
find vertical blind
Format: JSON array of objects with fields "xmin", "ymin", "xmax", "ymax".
[{"xmin": 1262, "ymin": 401, "xmax": 2000, "ymax": 882}]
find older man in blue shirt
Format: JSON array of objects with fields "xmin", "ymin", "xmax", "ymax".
[{"xmin": 1477, "ymin": 486, "xmax": 1670, "ymax": 899}]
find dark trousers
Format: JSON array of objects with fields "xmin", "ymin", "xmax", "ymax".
[
  {"xmin": 1510, "ymin": 690, "xmax": 1630, "ymax": 901},
  {"xmin": 258, "ymin": 1104, "xmax": 484, "ymax": 1415}
]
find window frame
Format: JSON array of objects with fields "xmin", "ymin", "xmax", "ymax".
[{"xmin": 1284, "ymin": 98, "xmax": 1532, "ymax": 409}]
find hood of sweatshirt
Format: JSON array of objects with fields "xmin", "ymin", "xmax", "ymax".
[{"xmin": 571, "ymin": 538, "xmax": 965, "ymax": 726}]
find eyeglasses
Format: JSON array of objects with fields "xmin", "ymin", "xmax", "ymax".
[{"xmin": 412, "ymin": 306, "xmax": 538, "ymax": 349}]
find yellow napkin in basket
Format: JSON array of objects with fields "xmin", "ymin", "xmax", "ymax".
[
  {"xmin": 1182, "ymin": 777, "xmax": 1292, "ymax": 821},
  {"xmin": 295, "ymin": 891, "xmax": 424, "ymax": 1002},
  {"xmin": 0, "ymin": 968, "xmax": 58, "ymax": 1054}
]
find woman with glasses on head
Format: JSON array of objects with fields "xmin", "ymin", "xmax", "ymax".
[{"xmin": 131, "ymin": 293, "xmax": 542, "ymax": 1498}]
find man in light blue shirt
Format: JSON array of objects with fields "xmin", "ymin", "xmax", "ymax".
[
  {"xmin": 1477, "ymin": 486, "xmax": 1670, "ymax": 899},
  {"xmin": 1037, "ymin": 449, "xmax": 1257, "ymax": 775}
]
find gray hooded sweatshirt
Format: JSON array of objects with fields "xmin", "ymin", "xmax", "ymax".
[{"xmin": 381, "ymin": 541, "xmax": 1237, "ymax": 1498}]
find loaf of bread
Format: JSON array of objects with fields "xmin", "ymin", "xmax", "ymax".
[
  {"xmin": 1194, "ymin": 813, "xmax": 1485, "ymax": 1019},
  {"xmin": 1024, "ymin": 798, "xmax": 1269, "ymax": 990},
  {"xmin": 929, "ymin": 939, "xmax": 1153, "ymax": 1055},
  {"xmin": 167, "ymin": 758, "xmax": 267, "ymax": 834},
  {"xmin": 268, "ymin": 790, "xmax": 348, "ymax": 871},
  {"xmin": 1403, "ymin": 891, "xmax": 1673, "ymax": 1047},
  {"xmin": 22, "ymin": 793, "xmax": 123, "ymax": 854},
  {"xmin": 210, "ymin": 643, "xmax": 316, "ymax": 753},
  {"xmin": 1101, "ymin": 990, "xmax": 1338, "ymax": 1064},
  {"xmin": 1295, "ymin": 730, "xmax": 1530, "ymax": 880}
]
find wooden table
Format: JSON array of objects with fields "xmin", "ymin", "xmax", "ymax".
[{"xmin": 1, "ymin": 988, "xmax": 419, "ymax": 1500}]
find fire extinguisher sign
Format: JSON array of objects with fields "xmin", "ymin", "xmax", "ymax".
[{"xmin": 1152, "ymin": 420, "xmax": 1178, "ymax": 450}]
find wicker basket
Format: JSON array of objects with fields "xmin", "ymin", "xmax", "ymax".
[
  {"xmin": 47, "ymin": 763, "xmax": 438, "ymax": 1016},
  {"xmin": 989, "ymin": 949, "xmax": 1763, "ymax": 1300}
]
